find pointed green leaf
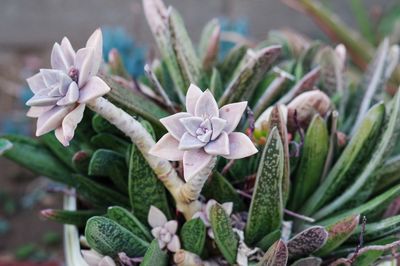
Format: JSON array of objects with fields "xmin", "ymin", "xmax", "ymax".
[
  {"xmin": 289, "ymin": 115, "xmax": 328, "ymax": 211},
  {"xmin": 210, "ymin": 68, "xmax": 223, "ymax": 100},
  {"xmin": 314, "ymin": 91, "xmax": 400, "ymax": 219},
  {"xmin": 245, "ymin": 127, "xmax": 284, "ymax": 244},
  {"xmin": 219, "ymin": 46, "xmax": 281, "ymax": 106},
  {"xmin": 0, "ymin": 135, "xmax": 73, "ymax": 185},
  {"xmin": 128, "ymin": 144, "xmax": 172, "ymax": 223},
  {"xmin": 319, "ymin": 183, "xmax": 400, "ymax": 226},
  {"xmin": 315, "ymin": 214, "xmax": 359, "ymax": 256},
  {"xmin": 348, "ymin": 214, "xmax": 400, "ymax": 243},
  {"xmin": 180, "ymin": 218, "xmax": 206, "ymax": 256},
  {"xmin": 301, "ymin": 102, "xmax": 385, "ymax": 216},
  {"xmin": 257, "ymin": 239, "xmax": 288, "ymax": 266},
  {"xmin": 42, "ymin": 209, "xmax": 102, "ymax": 227},
  {"xmin": 373, "ymin": 155, "xmax": 400, "ymax": 195},
  {"xmin": 88, "ymin": 149, "xmax": 128, "ymax": 194},
  {"xmin": 202, "ymin": 171, "xmax": 245, "ymax": 212},
  {"xmin": 291, "ymin": 257, "xmax": 322, "ymax": 266},
  {"xmin": 91, "ymin": 133, "xmax": 129, "ymax": 155},
  {"xmin": 198, "ymin": 19, "xmax": 220, "ymax": 71},
  {"xmin": 107, "ymin": 206, "xmax": 152, "ymax": 242},
  {"xmin": 255, "ymin": 230, "xmax": 281, "ymax": 252},
  {"xmin": 287, "ymin": 226, "xmax": 328, "ymax": 260},
  {"xmin": 85, "ymin": 216, "xmax": 149, "ymax": 257},
  {"xmin": 210, "ymin": 203, "xmax": 238, "ymax": 264},
  {"xmin": 72, "ymin": 174, "xmax": 130, "ymax": 208},
  {"xmin": 140, "ymin": 239, "xmax": 169, "ymax": 266},
  {"xmin": 218, "ymin": 45, "xmax": 247, "ymax": 84}
]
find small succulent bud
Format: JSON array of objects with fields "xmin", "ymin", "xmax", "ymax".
[
  {"xmin": 336, "ymin": 131, "xmax": 347, "ymax": 148},
  {"xmin": 287, "ymin": 90, "xmax": 331, "ymax": 132}
]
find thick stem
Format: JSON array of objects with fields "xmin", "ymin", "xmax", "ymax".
[
  {"xmin": 179, "ymin": 157, "xmax": 217, "ymax": 203},
  {"xmin": 87, "ymin": 97, "xmax": 200, "ymax": 218}
]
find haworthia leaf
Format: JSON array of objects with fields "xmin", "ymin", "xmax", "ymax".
[
  {"xmin": 353, "ymin": 237, "xmax": 397, "ymax": 266},
  {"xmin": 257, "ymin": 239, "xmax": 288, "ymax": 266},
  {"xmin": 315, "ymin": 214, "xmax": 359, "ymax": 256},
  {"xmin": 255, "ymin": 230, "xmax": 281, "ymax": 252},
  {"xmin": 198, "ymin": 19, "xmax": 220, "ymax": 71},
  {"xmin": 319, "ymin": 183, "xmax": 400, "ymax": 226},
  {"xmin": 202, "ymin": 171, "xmax": 245, "ymax": 212},
  {"xmin": 268, "ymin": 105, "xmax": 290, "ymax": 206},
  {"xmin": 107, "ymin": 206, "xmax": 152, "ymax": 242},
  {"xmin": 128, "ymin": 144, "xmax": 171, "ymax": 223},
  {"xmin": 210, "ymin": 204, "xmax": 238, "ymax": 264},
  {"xmin": 291, "ymin": 257, "xmax": 322, "ymax": 266},
  {"xmin": 85, "ymin": 216, "xmax": 149, "ymax": 257},
  {"xmin": 180, "ymin": 218, "xmax": 206, "ymax": 256},
  {"xmin": 103, "ymin": 75, "xmax": 170, "ymax": 127},
  {"xmin": 245, "ymin": 127, "xmax": 284, "ymax": 244},
  {"xmin": 88, "ymin": 149, "xmax": 128, "ymax": 194},
  {"xmin": 301, "ymin": 102, "xmax": 385, "ymax": 216},
  {"xmin": 314, "ymin": 90, "xmax": 400, "ymax": 219},
  {"xmin": 169, "ymin": 7, "xmax": 206, "ymax": 89},
  {"xmin": 142, "ymin": 0, "xmax": 185, "ymax": 102},
  {"xmin": 373, "ymin": 155, "xmax": 400, "ymax": 195},
  {"xmin": 348, "ymin": 214, "xmax": 400, "ymax": 243},
  {"xmin": 92, "ymin": 114, "xmax": 122, "ymax": 135},
  {"xmin": 293, "ymin": 42, "xmax": 322, "ymax": 80},
  {"xmin": 218, "ymin": 45, "xmax": 247, "ymax": 85},
  {"xmin": 72, "ymin": 174, "xmax": 130, "ymax": 208},
  {"xmin": 91, "ymin": 133, "xmax": 129, "ymax": 155},
  {"xmin": 210, "ymin": 68, "xmax": 223, "ymax": 100},
  {"xmin": 289, "ymin": 115, "xmax": 329, "ymax": 211},
  {"xmin": 287, "ymin": 226, "xmax": 328, "ymax": 260},
  {"xmin": 40, "ymin": 132, "xmax": 80, "ymax": 170},
  {"xmin": 0, "ymin": 135, "xmax": 73, "ymax": 185},
  {"xmin": 42, "ymin": 209, "xmax": 102, "ymax": 227},
  {"xmin": 140, "ymin": 239, "xmax": 168, "ymax": 266},
  {"xmin": 219, "ymin": 46, "xmax": 281, "ymax": 106}
]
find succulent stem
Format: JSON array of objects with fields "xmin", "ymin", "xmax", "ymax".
[
  {"xmin": 179, "ymin": 156, "xmax": 217, "ymax": 203},
  {"xmin": 87, "ymin": 97, "xmax": 201, "ymax": 219}
]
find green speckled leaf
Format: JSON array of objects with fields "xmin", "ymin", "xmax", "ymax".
[
  {"xmin": 257, "ymin": 239, "xmax": 288, "ymax": 266},
  {"xmin": 291, "ymin": 257, "xmax": 322, "ymax": 266},
  {"xmin": 0, "ymin": 135, "xmax": 73, "ymax": 185},
  {"xmin": 128, "ymin": 144, "xmax": 172, "ymax": 223},
  {"xmin": 289, "ymin": 115, "xmax": 329, "ymax": 211},
  {"xmin": 287, "ymin": 226, "xmax": 328, "ymax": 260},
  {"xmin": 245, "ymin": 127, "xmax": 284, "ymax": 244},
  {"xmin": 218, "ymin": 45, "xmax": 247, "ymax": 85},
  {"xmin": 180, "ymin": 218, "xmax": 206, "ymax": 256},
  {"xmin": 85, "ymin": 216, "xmax": 149, "ymax": 257},
  {"xmin": 42, "ymin": 209, "xmax": 102, "ymax": 227},
  {"xmin": 91, "ymin": 133, "xmax": 129, "ymax": 155},
  {"xmin": 107, "ymin": 206, "xmax": 152, "ymax": 242},
  {"xmin": 202, "ymin": 171, "xmax": 245, "ymax": 212},
  {"xmin": 88, "ymin": 149, "xmax": 128, "ymax": 194},
  {"xmin": 140, "ymin": 239, "xmax": 168, "ymax": 266},
  {"xmin": 210, "ymin": 204, "xmax": 238, "ymax": 264},
  {"xmin": 256, "ymin": 230, "xmax": 281, "ymax": 252},
  {"xmin": 315, "ymin": 214, "xmax": 359, "ymax": 256}
]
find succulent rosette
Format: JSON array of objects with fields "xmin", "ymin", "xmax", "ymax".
[
  {"xmin": 148, "ymin": 206, "xmax": 180, "ymax": 252},
  {"xmin": 25, "ymin": 29, "xmax": 110, "ymax": 146},
  {"xmin": 149, "ymin": 84, "xmax": 258, "ymax": 180}
]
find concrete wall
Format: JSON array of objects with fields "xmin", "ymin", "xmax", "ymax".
[{"xmin": 0, "ymin": 0, "xmax": 396, "ymax": 51}]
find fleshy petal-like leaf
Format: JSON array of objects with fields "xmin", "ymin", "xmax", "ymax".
[
  {"xmin": 186, "ymin": 84, "xmax": 203, "ymax": 114},
  {"xmin": 51, "ymin": 42, "xmax": 71, "ymax": 72},
  {"xmin": 60, "ymin": 37, "xmax": 76, "ymax": 66},
  {"xmin": 27, "ymin": 106, "xmax": 53, "ymax": 118},
  {"xmin": 85, "ymin": 28, "xmax": 103, "ymax": 75},
  {"xmin": 179, "ymin": 132, "xmax": 206, "ymax": 150},
  {"xmin": 26, "ymin": 72, "xmax": 46, "ymax": 93},
  {"xmin": 149, "ymin": 133, "xmax": 184, "ymax": 161},
  {"xmin": 75, "ymin": 47, "xmax": 95, "ymax": 87},
  {"xmin": 204, "ymin": 131, "xmax": 229, "ymax": 155},
  {"xmin": 61, "ymin": 103, "xmax": 86, "ymax": 145},
  {"xmin": 36, "ymin": 105, "xmax": 74, "ymax": 136},
  {"xmin": 57, "ymin": 82, "xmax": 79, "ymax": 106},
  {"xmin": 160, "ymin": 112, "xmax": 191, "ymax": 140},
  {"xmin": 180, "ymin": 116, "xmax": 203, "ymax": 137},
  {"xmin": 224, "ymin": 132, "xmax": 258, "ymax": 160},
  {"xmin": 183, "ymin": 149, "xmax": 213, "ymax": 181},
  {"xmin": 194, "ymin": 90, "xmax": 219, "ymax": 118},
  {"xmin": 164, "ymin": 220, "xmax": 178, "ymax": 234},
  {"xmin": 78, "ymin": 76, "xmax": 110, "ymax": 103},
  {"xmin": 167, "ymin": 235, "xmax": 181, "ymax": 252},
  {"xmin": 219, "ymin": 101, "xmax": 247, "ymax": 133},
  {"xmin": 210, "ymin": 117, "xmax": 226, "ymax": 140},
  {"xmin": 148, "ymin": 206, "xmax": 168, "ymax": 228}
]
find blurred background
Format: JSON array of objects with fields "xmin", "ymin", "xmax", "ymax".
[{"xmin": 0, "ymin": 0, "xmax": 397, "ymax": 264}]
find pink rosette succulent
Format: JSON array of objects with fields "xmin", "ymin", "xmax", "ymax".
[
  {"xmin": 25, "ymin": 29, "xmax": 110, "ymax": 146},
  {"xmin": 149, "ymin": 84, "xmax": 258, "ymax": 181},
  {"xmin": 148, "ymin": 206, "xmax": 181, "ymax": 252}
]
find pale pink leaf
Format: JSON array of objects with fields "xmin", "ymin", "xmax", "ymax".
[
  {"xmin": 186, "ymin": 83, "xmax": 203, "ymax": 114},
  {"xmin": 85, "ymin": 28, "xmax": 103, "ymax": 75},
  {"xmin": 210, "ymin": 117, "xmax": 227, "ymax": 140},
  {"xmin": 75, "ymin": 47, "xmax": 95, "ymax": 87},
  {"xmin": 36, "ymin": 106, "xmax": 73, "ymax": 136},
  {"xmin": 27, "ymin": 106, "xmax": 53, "ymax": 118},
  {"xmin": 61, "ymin": 103, "xmax": 85, "ymax": 145},
  {"xmin": 204, "ymin": 131, "xmax": 229, "ymax": 155},
  {"xmin": 148, "ymin": 206, "xmax": 167, "ymax": 228},
  {"xmin": 179, "ymin": 132, "xmax": 206, "ymax": 150},
  {"xmin": 160, "ymin": 112, "xmax": 191, "ymax": 140},
  {"xmin": 164, "ymin": 220, "xmax": 178, "ymax": 234},
  {"xmin": 223, "ymin": 132, "xmax": 258, "ymax": 159},
  {"xmin": 219, "ymin": 101, "xmax": 247, "ymax": 133},
  {"xmin": 167, "ymin": 235, "xmax": 181, "ymax": 252},
  {"xmin": 60, "ymin": 37, "xmax": 76, "ymax": 66},
  {"xmin": 183, "ymin": 149, "xmax": 213, "ymax": 181},
  {"xmin": 78, "ymin": 76, "xmax": 110, "ymax": 103},
  {"xmin": 26, "ymin": 72, "xmax": 46, "ymax": 93},
  {"xmin": 57, "ymin": 82, "xmax": 79, "ymax": 106},
  {"xmin": 149, "ymin": 133, "xmax": 184, "ymax": 161},
  {"xmin": 180, "ymin": 116, "xmax": 202, "ymax": 136},
  {"xmin": 195, "ymin": 90, "xmax": 218, "ymax": 118},
  {"xmin": 51, "ymin": 42, "xmax": 70, "ymax": 72}
]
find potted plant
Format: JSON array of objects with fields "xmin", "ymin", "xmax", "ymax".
[{"xmin": 2, "ymin": 0, "xmax": 400, "ymax": 265}]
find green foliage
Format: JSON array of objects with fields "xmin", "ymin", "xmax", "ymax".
[{"xmin": 180, "ymin": 218, "xmax": 206, "ymax": 256}]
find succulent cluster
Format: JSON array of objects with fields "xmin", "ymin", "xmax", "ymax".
[{"xmin": 2, "ymin": 0, "xmax": 400, "ymax": 265}]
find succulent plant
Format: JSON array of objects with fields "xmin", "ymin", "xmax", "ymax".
[{"xmin": 2, "ymin": 0, "xmax": 400, "ymax": 265}]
